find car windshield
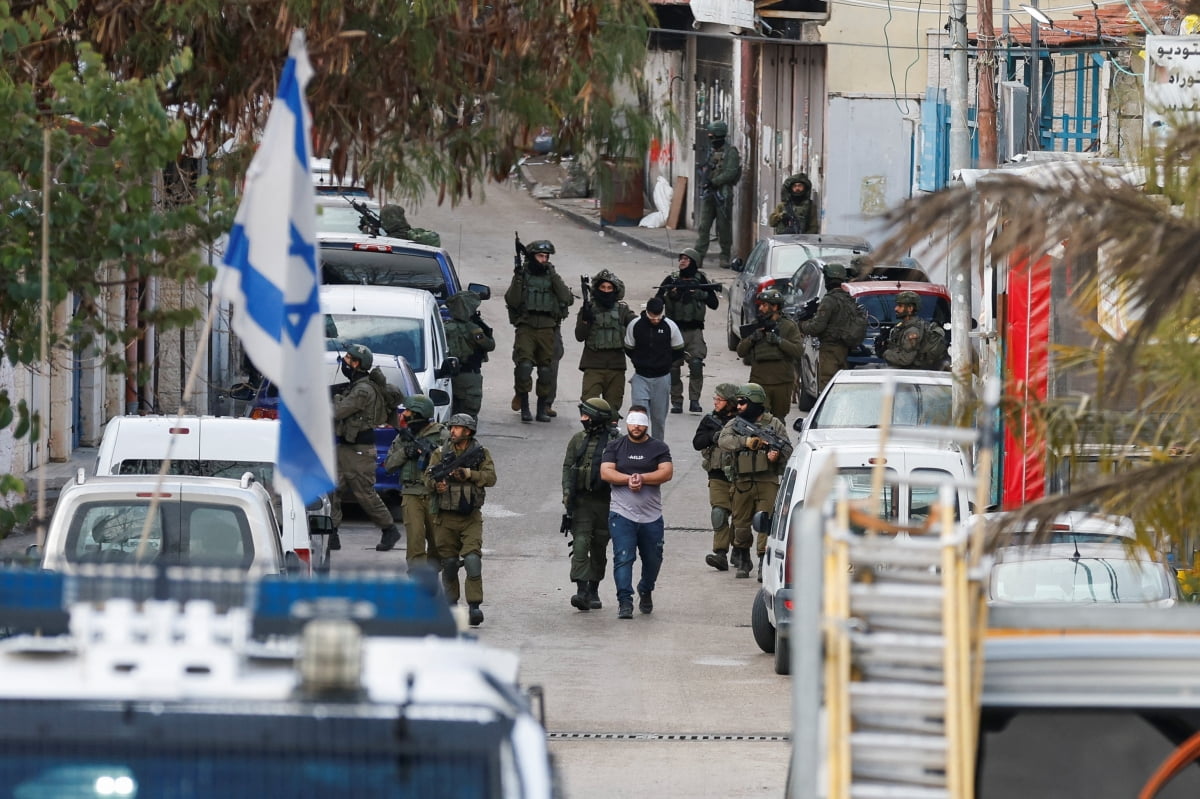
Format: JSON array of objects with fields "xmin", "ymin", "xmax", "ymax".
[
  {"xmin": 64, "ymin": 500, "xmax": 253, "ymax": 568},
  {"xmin": 326, "ymin": 314, "xmax": 425, "ymax": 371},
  {"xmin": 113, "ymin": 459, "xmax": 274, "ymax": 492},
  {"xmin": 321, "ymin": 246, "xmax": 446, "ymax": 300},
  {"xmin": 316, "ymin": 203, "xmax": 371, "ymax": 235},
  {"xmin": 809, "ymin": 382, "xmax": 953, "ymax": 429},
  {"xmin": 991, "ymin": 557, "xmax": 1174, "ymax": 603}
]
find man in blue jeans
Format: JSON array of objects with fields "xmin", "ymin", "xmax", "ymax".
[{"xmin": 599, "ymin": 405, "xmax": 674, "ymax": 619}]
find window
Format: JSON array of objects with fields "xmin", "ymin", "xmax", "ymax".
[
  {"xmin": 837, "ymin": 467, "xmax": 898, "ymax": 532},
  {"xmin": 908, "ymin": 468, "xmax": 957, "ymax": 525},
  {"xmin": 64, "ymin": 501, "xmax": 253, "ymax": 568},
  {"xmin": 810, "ymin": 383, "xmax": 953, "ymax": 429},
  {"xmin": 320, "ymin": 246, "xmax": 447, "ymax": 300},
  {"xmin": 325, "ymin": 314, "xmax": 425, "ymax": 370}
]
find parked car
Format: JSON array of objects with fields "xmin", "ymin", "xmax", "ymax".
[
  {"xmin": 795, "ymin": 367, "xmax": 954, "ymax": 441},
  {"xmin": 318, "ymin": 231, "xmax": 490, "ymax": 315},
  {"xmin": 726, "ymin": 233, "xmax": 872, "ymax": 351},
  {"xmin": 31, "ymin": 472, "xmax": 292, "ymax": 575},
  {"xmin": 988, "ymin": 540, "xmax": 1179, "ymax": 607},
  {"xmin": 93, "ymin": 415, "xmax": 333, "ymax": 574},
  {"xmin": 753, "ymin": 434, "xmax": 974, "ymax": 674}
]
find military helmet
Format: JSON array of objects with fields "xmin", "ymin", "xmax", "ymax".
[
  {"xmin": 897, "ymin": 290, "xmax": 922, "ymax": 306},
  {"xmin": 527, "ymin": 240, "xmax": 555, "ymax": 256},
  {"xmin": 679, "ymin": 247, "xmax": 703, "ymax": 268},
  {"xmin": 402, "ymin": 394, "xmax": 435, "ymax": 420},
  {"xmin": 706, "ymin": 120, "xmax": 729, "ymax": 137},
  {"xmin": 714, "ymin": 382, "xmax": 740, "ymax": 401},
  {"xmin": 447, "ymin": 413, "xmax": 477, "ymax": 432},
  {"xmin": 592, "ymin": 269, "xmax": 626, "ymax": 300},
  {"xmin": 736, "ymin": 383, "xmax": 768, "ymax": 405},
  {"xmin": 756, "ymin": 288, "xmax": 785, "ymax": 306},
  {"xmin": 579, "ymin": 397, "xmax": 614, "ymax": 422},
  {"xmin": 345, "ymin": 343, "xmax": 373, "ymax": 371},
  {"xmin": 822, "ymin": 262, "xmax": 849, "ymax": 281}
]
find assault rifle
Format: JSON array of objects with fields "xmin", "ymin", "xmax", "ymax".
[
  {"xmin": 792, "ymin": 297, "xmax": 819, "ymax": 323},
  {"xmin": 349, "ymin": 197, "xmax": 382, "ymax": 236},
  {"xmin": 428, "ymin": 441, "xmax": 486, "ymax": 483},
  {"xmin": 579, "ymin": 275, "xmax": 593, "ymax": 320},
  {"xmin": 656, "ymin": 279, "xmax": 722, "ymax": 295},
  {"xmin": 513, "ymin": 232, "xmax": 528, "ymax": 275},
  {"xmin": 728, "ymin": 416, "xmax": 791, "ymax": 455},
  {"xmin": 394, "ymin": 425, "xmax": 437, "ymax": 463},
  {"xmin": 739, "ymin": 318, "xmax": 778, "ymax": 341}
]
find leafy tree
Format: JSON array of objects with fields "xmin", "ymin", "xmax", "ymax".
[
  {"xmin": 874, "ymin": 89, "xmax": 1200, "ymax": 551},
  {"xmin": 16, "ymin": 0, "xmax": 664, "ymax": 202}
]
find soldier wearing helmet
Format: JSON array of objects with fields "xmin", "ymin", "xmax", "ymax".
[
  {"xmin": 656, "ymin": 248, "xmax": 720, "ymax": 414},
  {"xmin": 505, "ymin": 238, "xmax": 574, "ymax": 422},
  {"xmin": 718, "ymin": 383, "xmax": 793, "ymax": 580},
  {"xmin": 331, "ymin": 344, "xmax": 403, "ymax": 553},
  {"xmin": 881, "ymin": 290, "xmax": 949, "ymax": 370},
  {"xmin": 444, "ymin": 291, "xmax": 496, "ymax": 417},
  {"xmin": 735, "ymin": 288, "xmax": 804, "ymax": 422},
  {"xmin": 382, "ymin": 394, "xmax": 449, "ymax": 568},
  {"xmin": 694, "ymin": 120, "xmax": 742, "ymax": 269},
  {"xmin": 425, "ymin": 413, "xmax": 496, "ymax": 627},
  {"xmin": 575, "ymin": 269, "xmax": 636, "ymax": 411},
  {"xmin": 767, "ymin": 173, "xmax": 819, "ymax": 235},
  {"xmin": 692, "ymin": 382, "xmax": 740, "ymax": 572},
  {"xmin": 796, "ymin": 261, "xmax": 859, "ymax": 395},
  {"xmin": 561, "ymin": 397, "xmax": 619, "ymax": 612}
]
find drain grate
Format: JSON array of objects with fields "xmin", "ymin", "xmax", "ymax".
[{"xmin": 547, "ymin": 731, "xmax": 790, "ymax": 742}]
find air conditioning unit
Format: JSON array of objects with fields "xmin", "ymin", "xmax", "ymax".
[{"xmin": 1000, "ymin": 81, "xmax": 1029, "ymax": 162}]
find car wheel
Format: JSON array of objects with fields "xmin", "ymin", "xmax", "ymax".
[
  {"xmin": 751, "ymin": 589, "xmax": 776, "ymax": 654},
  {"xmin": 774, "ymin": 627, "xmax": 791, "ymax": 675}
]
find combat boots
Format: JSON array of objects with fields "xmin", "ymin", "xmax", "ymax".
[
  {"xmin": 328, "ymin": 529, "xmax": 342, "ymax": 551},
  {"xmin": 757, "ymin": 553, "xmax": 765, "ymax": 583},
  {"xmin": 468, "ymin": 602, "xmax": 484, "ymax": 627},
  {"xmin": 586, "ymin": 581, "xmax": 602, "ymax": 610},
  {"xmin": 517, "ymin": 393, "xmax": 533, "ymax": 422},
  {"xmin": 375, "ymin": 524, "xmax": 401, "ymax": 552},
  {"xmin": 570, "ymin": 581, "xmax": 591, "ymax": 611},
  {"xmin": 705, "ymin": 551, "xmax": 729, "ymax": 572},
  {"xmin": 734, "ymin": 547, "xmax": 752, "ymax": 579},
  {"xmin": 535, "ymin": 397, "xmax": 552, "ymax": 423},
  {"xmin": 689, "ymin": 400, "xmax": 703, "ymax": 413}
]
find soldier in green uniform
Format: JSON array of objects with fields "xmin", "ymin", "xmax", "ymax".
[
  {"xmin": 444, "ymin": 290, "xmax": 495, "ymax": 416},
  {"xmin": 561, "ymin": 398, "xmax": 618, "ymax": 612},
  {"xmin": 798, "ymin": 263, "xmax": 859, "ymax": 393},
  {"xmin": 382, "ymin": 395, "xmax": 448, "ymax": 568},
  {"xmin": 330, "ymin": 344, "xmax": 402, "ymax": 552},
  {"xmin": 657, "ymin": 247, "xmax": 720, "ymax": 414},
  {"xmin": 425, "ymin": 413, "xmax": 497, "ymax": 627},
  {"xmin": 692, "ymin": 383, "xmax": 739, "ymax": 572},
  {"xmin": 505, "ymin": 240, "xmax": 574, "ymax": 422},
  {"xmin": 735, "ymin": 289, "xmax": 804, "ymax": 422},
  {"xmin": 575, "ymin": 269, "xmax": 636, "ymax": 411},
  {"xmin": 881, "ymin": 290, "xmax": 950, "ymax": 370},
  {"xmin": 693, "ymin": 121, "xmax": 742, "ymax": 269},
  {"xmin": 718, "ymin": 383, "xmax": 793, "ymax": 580},
  {"xmin": 767, "ymin": 173, "xmax": 819, "ymax": 234}
]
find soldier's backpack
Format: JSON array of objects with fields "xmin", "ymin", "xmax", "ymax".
[
  {"xmin": 916, "ymin": 324, "xmax": 950, "ymax": 369},
  {"xmin": 829, "ymin": 299, "xmax": 869, "ymax": 349},
  {"xmin": 368, "ymin": 367, "xmax": 406, "ymax": 428}
]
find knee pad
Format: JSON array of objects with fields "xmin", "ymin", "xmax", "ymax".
[
  {"xmin": 441, "ymin": 558, "xmax": 460, "ymax": 580},
  {"xmin": 515, "ymin": 361, "xmax": 534, "ymax": 378},
  {"xmin": 710, "ymin": 506, "xmax": 731, "ymax": 533},
  {"xmin": 463, "ymin": 552, "xmax": 483, "ymax": 579},
  {"xmin": 688, "ymin": 358, "xmax": 705, "ymax": 379}
]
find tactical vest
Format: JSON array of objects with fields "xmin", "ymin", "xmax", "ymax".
[
  {"xmin": 666, "ymin": 272, "xmax": 710, "ymax": 325},
  {"xmin": 822, "ymin": 291, "xmax": 866, "ymax": 348},
  {"xmin": 398, "ymin": 424, "xmax": 446, "ymax": 492},
  {"xmin": 749, "ymin": 332, "xmax": 786, "ymax": 362},
  {"xmin": 335, "ymin": 379, "xmax": 385, "ymax": 444},
  {"xmin": 568, "ymin": 430, "xmax": 612, "ymax": 494},
  {"xmin": 521, "ymin": 271, "xmax": 563, "ymax": 317},
  {"xmin": 585, "ymin": 305, "xmax": 626, "ymax": 351},
  {"xmin": 433, "ymin": 445, "xmax": 487, "ymax": 514},
  {"xmin": 701, "ymin": 420, "xmax": 731, "ymax": 475},
  {"xmin": 444, "ymin": 319, "xmax": 482, "ymax": 367}
]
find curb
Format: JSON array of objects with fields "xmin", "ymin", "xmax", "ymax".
[{"xmin": 538, "ymin": 201, "xmax": 678, "ymax": 261}]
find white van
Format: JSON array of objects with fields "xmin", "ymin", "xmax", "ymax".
[
  {"xmin": 753, "ymin": 434, "xmax": 974, "ymax": 674},
  {"xmin": 320, "ymin": 284, "xmax": 457, "ymax": 421},
  {"xmin": 94, "ymin": 415, "xmax": 332, "ymax": 574}
]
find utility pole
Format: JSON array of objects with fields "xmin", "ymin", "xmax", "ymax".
[
  {"xmin": 948, "ymin": 0, "xmax": 974, "ymax": 418},
  {"xmin": 978, "ymin": 0, "xmax": 998, "ymax": 167}
]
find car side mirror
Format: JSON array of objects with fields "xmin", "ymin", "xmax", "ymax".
[
  {"xmin": 467, "ymin": 282, "xmax": 491, "ymax": 301},
  {"xmin": 24, "ymin": 543, "xmax": 41, "ymax": 563},
  {"xmin": 307, "ymin": 514, "xmax": 335, "ymax": 535},
  {"xmin": 730, "ymin": 257, "xmax": 745, "ymax": 273},
  {"xmin": 435, "ymin": 356, "xmax": 460, "ymax": 379},
  {"xmin": 751, "ymin": 510, "xmax": 772, "ymax": 535},
  {"xmin": 429, "ymin": 388, "xmax": 451, "ymax": 407},
  {"xmin": 792, "ymin": 417, "xmax": 806, "ymax": 433},
  {"xmin": 227, "ymin": 382, "xmax": 259, "ymax": 402}
]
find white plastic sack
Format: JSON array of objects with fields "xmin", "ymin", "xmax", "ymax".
[{"xmin": 638, "ymin": 176, "xmax": 674, "ymax": 228}]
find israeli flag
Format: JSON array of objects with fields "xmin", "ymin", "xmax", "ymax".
[{"xmin": 215, "ymin": 30, "xmax": 335, "ymax": 504}]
